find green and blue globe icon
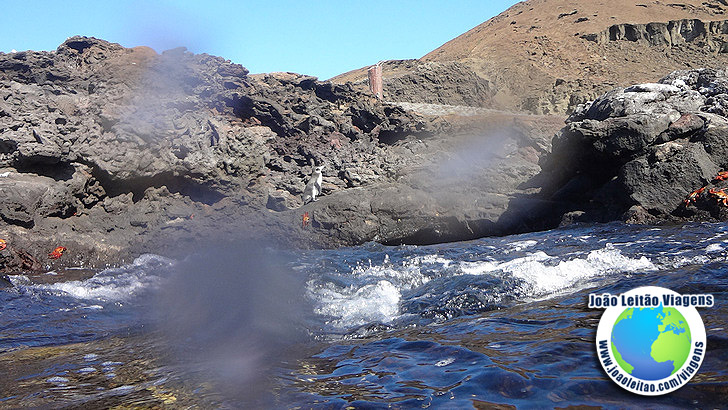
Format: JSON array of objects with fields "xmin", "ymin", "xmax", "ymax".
[
  {"xmin": 594, "ymin": 286, "xmax": 709, "ymax": 395},
  {"xmin": 610, "ymin": 305, "xmax": 692, "ymax": 380}
]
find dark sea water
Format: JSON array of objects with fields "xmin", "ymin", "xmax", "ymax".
[{"xmin": 1, "ymin": 222, "xmax": 727, "ymax": 408}]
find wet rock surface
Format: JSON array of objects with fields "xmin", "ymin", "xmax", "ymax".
[
  {"xmin": 537, "ymin": 68, "xmax": 728, "ymax": 225},
  {"xmin": 0, "ymin": 37, "xmax": 564, "ymax": 272}
]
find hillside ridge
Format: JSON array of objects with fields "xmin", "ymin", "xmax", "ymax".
[{"xmin": 333, "ymin": 0, "xmax": 728, "ymax": 114}]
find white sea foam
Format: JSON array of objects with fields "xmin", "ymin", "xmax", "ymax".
[
  {"xmin": 350, "ymin": 260, "xmax": 429, "ymax": 290},
  {"xmin": 311, "ymin": 246, "xmax": 659, "ymax": 328},
  {"xmin": 6, "ymin": 275, "xmax": 30, "ymax": 286},
  {"xmin": 503, "ymin": 240, "xmax": 538, "ymax": 253},
  {"xmin": 435, "ymin": 357, "xmax": 455, "ymax": 367},
  {"xmin": 311, "ymin": 280, "xmax": 401, "ymax": 328},
  {"xmin": 506, "ymin": 247, "xmax": 655, "ymax": 296},
  {"xmin": 309, "ymin": 253, "xmax": 454, "ymax": 328},
  {"xmin": 34, "ymin": 254, "xmax": 174, "ymax": 302},
  {"xmin": 413, "ymin": 254, "xmax": 453, "ymax": 267},
  {"xmin": 460, "ymin": 247, "xmax": 656, "ymax": 297},
  {"xmin": 663, "ymin": 254, "xmax": 711, "ymax": 269},
  {"xmin": 705, "ymin": 243, "xmax": 724, "ymax": 253},
  {"xmin": 460, "ymin": 251, "xmax": 551, "ymax": 275},
  {"xmin": 349, "ymin": 254, "xmax": 451, "ymax": 290},
  {"xmin": 42, "ymin": 276, "xmax": 155, "ymax": 301}
]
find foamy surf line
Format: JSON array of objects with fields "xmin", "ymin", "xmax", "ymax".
[
  {"xmin": 308, "ymin": 245, "xmax": 663, "ymax": 329},
  {"xmin": 461, "ymin": 246, "xmax": 657, "ymax": 298},
  {"xmin": 16, "ymin": 254, "xmax": 175, "ymax": 303},
  {"xmin": 310, "ymin": 280, "xmax": 401, "ymax": 328}
]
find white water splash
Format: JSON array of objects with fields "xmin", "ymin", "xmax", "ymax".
[
  {"xmin": 308, "ymin": 246, "xmax": 659, "ymax": 328},
  {"xmin": 33, "ymin": 254, "xmax": 175, "ymax": 303},
  {"xmin": 503, "ymin": 240, "xmax": 538, "ymax": 253},
  {"xmin": 309, "ymin": 253, "xmax": 453, "ymax": 328},
  {"xmin": 508, "ymin": 247, "xmax": 655, "ymax": 296},
  {"xmin": 311, "ymin": 280, "xmax": 401, "ymax": 328},
  {"xmin": 705, "ymin": 243, "xmax": 724, "ymax": 253}
]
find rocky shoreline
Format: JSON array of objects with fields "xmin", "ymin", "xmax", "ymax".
[
  {"xmin": 3, "ymin": 36, "xmax": 728, "ymax": 275},
  {"xmin": 0, "ymin": 37, "xmax": 564, "ymax": 273}
]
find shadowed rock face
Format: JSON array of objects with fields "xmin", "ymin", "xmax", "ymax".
[
  {"xmin": 537, "ymin": 68, "xmax": 728, "ymax": 225},
  {"xmin": 298, "ymin": 115, "xmax": 565, "ymax": 246}
]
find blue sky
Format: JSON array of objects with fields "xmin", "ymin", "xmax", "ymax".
[{"xmin": 1, "ymin": 1, "xmax": 519, "ymax": 80}]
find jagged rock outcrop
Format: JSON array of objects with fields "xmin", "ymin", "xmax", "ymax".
[
  {"xmin": 0, "ymin": 37, "xmax": 442, "ymax": 270},
  {"xmin": 0, "ymin": 37, "xmax": 431, "ymax": 208},
  {"xmin": 582, "ymin": 19, "xmax": 728, "ymax": 52},
  {"xmin": 537, "ymin": 68, "xmax": 728, "ymax": 224}
]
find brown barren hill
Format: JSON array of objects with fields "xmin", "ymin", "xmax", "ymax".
[{"xmin": 333, "ymin": 0, "xmax": 728, "ymax": 114}]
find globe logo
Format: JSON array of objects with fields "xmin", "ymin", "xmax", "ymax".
[
  {"xmin": 611, "ymin": 306, "xmax": 691, "ymax": 380},
  {"xmin": 591, "ymin": 286, "xmax": 710, "ymax": 396}
]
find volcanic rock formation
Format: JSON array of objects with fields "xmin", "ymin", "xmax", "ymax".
[
  {"xmin": 536, "ymin": 68, "xmax": 728, "ymax": 224},
  {"xmin": 0, "ymin": 36, "xmax": 564, "ymax": 271}
]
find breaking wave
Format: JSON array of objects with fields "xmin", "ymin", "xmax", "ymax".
[
  {"xmin": 460, "ymin": 246, "xmax": 656, "ymax": 297},
  {"xmin": 306, "ymin": 242, "xmax": 659, "ymax": 330}
]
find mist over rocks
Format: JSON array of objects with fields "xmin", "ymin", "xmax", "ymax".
[
  {"xmin": 537, "ymin": 68, "xmax": 728, "ymax": 225},
  {"xmin": 0, "ymin": 36, "xmax": 566, "ymax": 271}
]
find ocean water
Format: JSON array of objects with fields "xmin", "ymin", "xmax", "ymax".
[{"xmin": 1, "ymin": 222, "xmax": 727, "ymax": 408}]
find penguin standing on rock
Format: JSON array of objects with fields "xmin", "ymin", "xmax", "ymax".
[{"xmin": 302, "ymin": 166, "xmax": 323, "ymax": 204}]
